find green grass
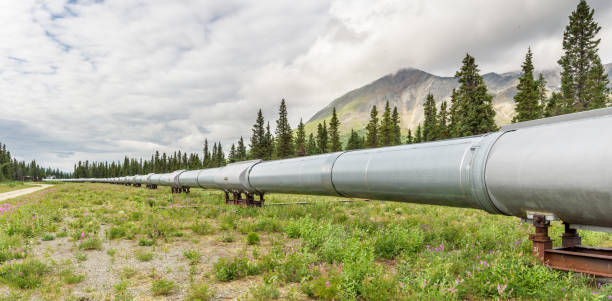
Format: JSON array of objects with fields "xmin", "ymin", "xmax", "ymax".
[
  {"xmin": 0, "ymin": 181, "xmax": 33, "ymax": 193},
  {"xmin": 0, "ymin": 183, "xmax": 611, "ymax": 299},
  {"xmin": 151, "ymin": 278, "xmax": 175, "ymax": 296}
]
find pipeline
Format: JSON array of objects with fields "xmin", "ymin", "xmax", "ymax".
[{"xmin": 50, "ymin": 107, "xmax": 612, "ymax": 276}]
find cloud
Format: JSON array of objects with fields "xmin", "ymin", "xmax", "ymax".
[{"xmin": 1, "ymin": 0, "xmax": 611, "ymax": 171}]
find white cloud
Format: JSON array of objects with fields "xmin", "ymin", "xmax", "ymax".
[{"xmin": 1, "ymin": 0, "xmax": 611, "ymax": 171}]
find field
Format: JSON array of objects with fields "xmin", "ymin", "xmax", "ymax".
[
  {"xmin": 0, "ymin": 182, "xmax": 34, "ymax": 194},
  {"xmin": 1, "ymin": 183, "xmax": 612, "ymax": 300}
]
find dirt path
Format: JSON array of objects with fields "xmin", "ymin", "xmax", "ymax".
[{"xmin": 0, "ymin": 184, "xmax": 54, "ymax": 201}]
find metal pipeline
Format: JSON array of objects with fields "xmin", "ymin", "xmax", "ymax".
[{"xmin": 52, "ymin": 107, "xmax": 612, "ymax": 231}]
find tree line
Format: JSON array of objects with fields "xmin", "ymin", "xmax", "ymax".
[
  {"xmin": 71, "ymin": 0, "xmax": 610, "ymax": 178},
  {"xmin": 0, "ymin": 142, "xmax": 69, "ymax": 181}
]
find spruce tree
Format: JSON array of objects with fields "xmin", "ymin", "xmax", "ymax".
[
  {"xmin": 249, "ymin": 109, "xmax": 266, "ymax": 159},
  {"xmin": 229, "ymin": 144, "xmax": 236, "ymax": 163},
  {"xmin": 295, "ymin": 119, "xmax": 306, "ymax": 156},
  {"xmin": 329, "ymin": 107, "xmax": 342, "ymax": 152},
  {"xmin": 585, "ymin": 57, "xmax": 610, "ymax": 109},
  {"xmin": 448, "ymin": 89, "xmax": 461, "ymax": 138},
  {"xmin": 558, "ymin": 0, "xmax": 608, "ymax": 112},
  {"xmin": 216, "ymin": 143, "xmax": 226, "ymax": 166},
  {"xmin": 211, "ymin": 143, "xmax": 218, "ymax": 167},
  {"xmin": 345, "ymin": 129, "xmax": 363, "ymax": 150},
  {"xmin": 316, "ymin": 121, "xmax": 329, "ymax": 154},
  {"xmin": 536, "ymin": 73, "xmax": 548, "ymax": 116},
  {"xmin": 306, "ymin": 133, "xmax": 317, "ymax": 155},
  {"xmin": 414, "ymin": 124, "xmax": 423, "ymax": 143},
  {"xmin": 423, "ymin": 94, "xmax": 438, "ymax": 141},
  {"xmin": 391, "ymin": 107, "xmax": 402, "ymax": 145},
  {"xmin": 512, "ymin": 48, "xmax": 541, "ymax": 122},
  {"xmin": 379, "ymin": 101, "xmax": 393, "ymax": 146},
  {"xmin": 454, "ymin": 53, "xmax": 497, "ymax": 136},
  {"xmin": 544, "ymin": 92, "xmax": 563, "ymax": 117},
  {"xmin": 263, "ymin": 122, "xmax": 274, "ymax": 160},
  {"xmin": 438, "ymin": 101, "xmax": 449, "ymax": 139},
  {"xmin": 406, "ymin": 129, "xmax": 413, "ymax": 144},
  {"xmin": 275, "ymin": 99, "xmax": 294, "ymax": 158},
  {"xmin": 237, "ymin": 137, "xmax": 247, "ymax": 161},
  {"xmin": 365, "ymin": 106, "xmax": 379, "ymax": 148}
]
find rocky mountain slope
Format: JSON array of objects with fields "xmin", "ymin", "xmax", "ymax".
[{"xmin": 305, "ymin": 63, "xmax": 611, "ymax": 136}]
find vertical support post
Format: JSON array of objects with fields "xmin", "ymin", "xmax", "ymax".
[
  {"xmin": 561, "ymin": 223, "xmax": 582, "ymax": 248},
  {"xmin": 529, "ymin": 214, "xmax": 553, "ymax": 261}
]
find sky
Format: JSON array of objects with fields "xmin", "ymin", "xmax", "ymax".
[{"xmin": 1, "ymin": 0, "xmax": 612, "ymax": 172}]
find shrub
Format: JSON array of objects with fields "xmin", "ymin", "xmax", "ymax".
[
  {"xmin": 184, "ymin": 249, "xmax": 201, "ymax": 265},
  {"xmin": 138, "ymin": 238, "xmax": 155, "ymax": 246},
  {"xmin": 0, "ymin": 260, "xmax": 49, "ymax": 289},
  {"xmin": 214, "ymin": 256, "xmax": 259, "ymax": 282},
  {"xmin": 302, "ymin": 264, "xmax": 342, "ymax": 301},
  {"xmin": 151, "ymin": 278, "xmax": 175, "ymax": 296},
  {"xmin": 186, "ymin": 282, "xmax": 214, "ymax": 301},
  {"xmin": 278, "ymin": 251, "xmax": 313, "ymax": 283},
  {"xmin": 107, "ymin": 226, "xmax": 126, "ymax": 240},
  {"xmin": 78, "ymin": 238, "xmax": 102, "ymax": 251},
  {"xmin": 247, "ymin": 232, "xmax": 260, "ymax": 245},
  {"xmin": 374, "ymin": 226, "xmax": 423, "ymax": 259},
  {"xmin": 135, "ymin": 250, "xmax": 154, "ymax": 262},
  {"xmin": 359, "ymin": 274, "xmax": 398, "ymax": 301}
]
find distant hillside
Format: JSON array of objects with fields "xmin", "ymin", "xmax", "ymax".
[{"xmin": 305, "ymin": 63, "xmax": 611, "ymax": 138}]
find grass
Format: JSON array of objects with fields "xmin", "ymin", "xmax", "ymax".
[
  {"xmin": 135, "ymin": 250, "xmax": 154, "ymax": 262},
  {"xmin": 1, "ymin": 182, "xmax": 612, "ymax": 299},
  {"xmin": 151, "ymin": 278, "xmax": 175, "ymax": 296},
  {"xmin": 0, "ymin": 181, "xmax": 33, "ymax": 193}
]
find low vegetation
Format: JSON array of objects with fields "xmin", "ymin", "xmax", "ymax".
[{"xmin": 0, "ymin": 183, "xmax": 611, "ymax": 299}]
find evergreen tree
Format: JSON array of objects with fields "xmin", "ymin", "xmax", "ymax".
[
  {"xmin": 454, "ymin": 53, "xmax": 497, "ymax": 136},
  {"xmin": 249, "ymin": 109, "xmax": 266, "ymax": 159},
  {"xmin": 316, "ymin": 121, "xmax": 328, "ymax": 154},
  {"xmin": 448, "ymin": 89, "xmax": 461, "ymax": 138},
  {"xmin": 544, "ymin": 92, "xmax": 563, "ymax": 117},
  {"xmin": 211, "ymin": 143, "xmax": 218, "ymax": 167},
  {"xmin": 379, "ymin": 101, "xmax": 393, "ymax": 146},
  {"xmin": 414, "ymin": 124, "xmax": 423, "ymax": 143},
  {"xmin": 391, "ymin": 107, "xmax": 402, "ymax": 145},
  {"xmin": 365, "ymin": 106, "xmax": 379, "ymax": 148},
  {"xmin": 236, "ymin": 137, "xmax": 247, "ymax": 161},
  {"xmin": 229, "ymin": 144, "xmax": 236, "ymax": 163},
  {"xmin": 406, "ymin": 128, "xmax": 413, "ymax": 144},
  {"xmin": 512, "ymin": 48, "xmax": 541, "ymax": 122},
  {"xmin": 558, "ymin": 0, "xmax": 609, "ymax": 112},
  {"xmin": 536, "ymin": 73, "xmax": 548, "ymax": 115},
  {"xmin": 295, "ymin": 119, "xmax": 306, "ymax": 156},
  {"xmin": 306, "ymin": 133, "xmax": 317, "ymax": 155},
  {"xmin": 329, "ymin": 107, "xmax": 342, "ymax": 152},
  {"xmin": 263, "ymin": 122, "xmax": 274, "ymax": 160},
  {"xmin": 423, "ymin": 93, "xmax": 438, "ymax": 141},
  {"xmin": 585, "ymin": 57, "xmax": 610, "ymax": 109},
  {"xmin": 275, "ymin": 99, "xmax": 294, "ymax": 158},
  {"xmin": 345, "ymin": 129, "xmax": 364, "ymax": 150},
  {"xmin": 216, "ymin": 143, "xmax": 226, "ymax": 166},
  {"xmin": 438, "ymin": 101, "xmax": 449, "ymax": 139}
]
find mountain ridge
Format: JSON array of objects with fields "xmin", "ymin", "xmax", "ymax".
[{"xmin": 305, "ymin": 63, "xmax": 611, "ymax": 137}]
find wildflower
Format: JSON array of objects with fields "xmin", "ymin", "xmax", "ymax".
[
  {"xmin": 80, "ymin": 232, "xmax": 85, "ymax": 239},
  {"xmin": 325, "ymin": 281, "xmax": 331, "ymax": 288},
  {"xmin": 497, "ymin": 284, "xmax": 507, "ymax": 295}
]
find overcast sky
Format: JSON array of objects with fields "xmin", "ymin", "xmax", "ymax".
[{"xmin": 1, "ymin": 0, "xmax": 612, "ymax": 171}]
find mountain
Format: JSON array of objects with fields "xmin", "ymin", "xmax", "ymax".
[{"xmin": 305, "ymin": 63, "xmax": 611, "ymax": 137}]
